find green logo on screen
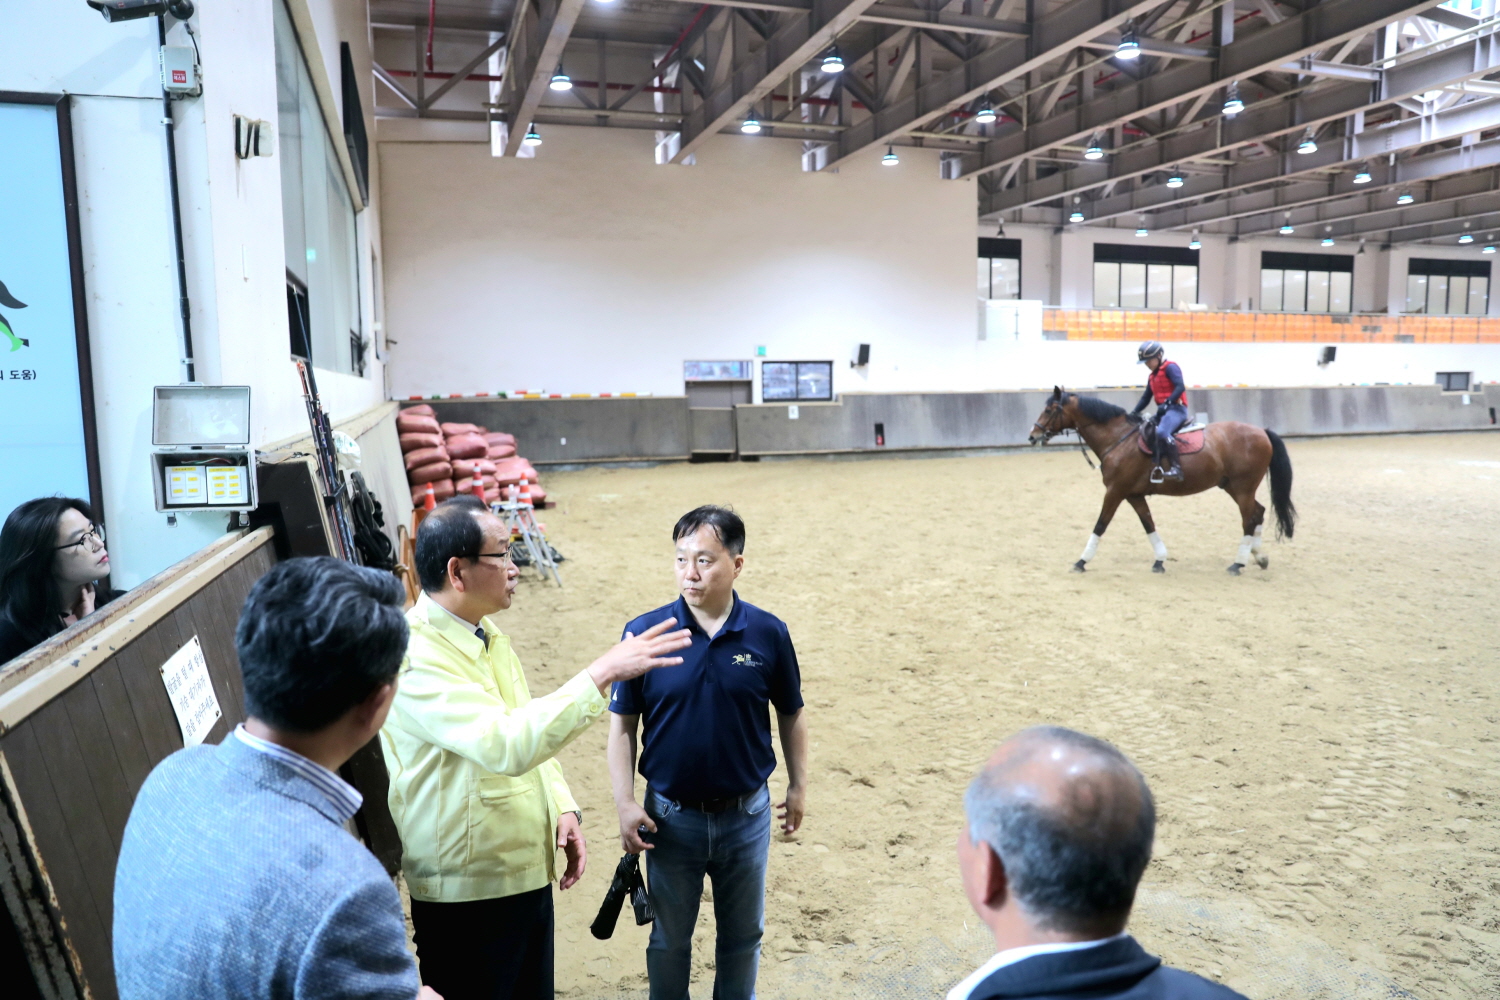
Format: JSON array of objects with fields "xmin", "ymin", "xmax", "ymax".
[{"xmin": 0, "ymin": 280, "xmax": 28, "ymax": 352}]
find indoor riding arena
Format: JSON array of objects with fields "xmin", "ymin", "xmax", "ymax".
[{"xmin": 5, "ymin": 2, "xmax": 1500, "ymax": 1000}]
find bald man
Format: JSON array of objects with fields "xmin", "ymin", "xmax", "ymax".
[{"xmin": 949, "ymin": 727, "xmax": 1248, "ymax": 1000}]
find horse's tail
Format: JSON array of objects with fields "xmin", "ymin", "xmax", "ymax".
[{"xmin": 1265, "ymin": 429, "xmax": 1296, "ymax": 540}]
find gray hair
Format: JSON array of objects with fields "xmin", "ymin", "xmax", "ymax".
[{"xmin": 963, "ymin": 727, "xmax": 1155, "ymax": 935}]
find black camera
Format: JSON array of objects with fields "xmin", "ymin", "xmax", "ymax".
[
  {"xmin": 87, "ymin": 0, "xmax": 195, "ymax": 22},
  {"xmin": 590, "ymin": 853, "xmax": 654, "ymax": 940}
]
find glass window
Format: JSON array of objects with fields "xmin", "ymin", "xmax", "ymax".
[
  {"xmin": 992, "ymin": 258, "xmax": 1020, "ymax": 300},
  {"xmin": 1449, "ymin": 275, "xmax": 1469, "ymax": 315},
  {"xmin": 1145, "ymin": 264, "xmax": 1172, "ymax": 310},
  {"xmin": 1469, "ymin": 276, "xmax": 1489, "ymax": 315},
  {"xmin": 1120, "ymin": 263, "xmax": 1147, "ymax": 309},
  {"xmin": 1427, "ymin": 275, "xmax": 1449, "ymax": 316},
  {"xmin": 275, "ymin": 0, "xmax": 364, "ymax": 376},
  {"xmin": 1283, "ymin": 270, "xmax": 1307, "ymax": 312},
  {"xmin": 1307, "ymin": 271, "xmax": 1330, "ymax": 313},
  {"xmin": 1260, "ymin": 270, "xmax": 1283, "ymax": 312},
  {"xmin": 1094, "ymin": 262, "xmax": 1120, "ymax": 308},
  {"xmin": 1330, "ymin": 271, "xmax": 1352, "ymax": 313},
  {"xmin": 1173, "ymin": 265, "xmax": 1197, "ymax": 308},
  {"xmin": 1406, "ymin": 274, "xmax": 1428, "ymax": 313}
]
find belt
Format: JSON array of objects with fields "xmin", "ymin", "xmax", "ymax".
[{"xmin": 671, "ymin": 791, "xmax": 756, "ymax": 813}]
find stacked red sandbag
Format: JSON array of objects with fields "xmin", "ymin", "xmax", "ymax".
[
  {"xmin": 399, "ymin": 405, "xmax": 454, "ymax": 503},
  {"xmin": 399, "ymin": 406, "xmax": 547, "ymax": 508}
]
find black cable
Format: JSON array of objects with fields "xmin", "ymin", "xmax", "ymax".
[{"xmin": 159, "ymin": 13, "xmax": 196, "ymax": 383}]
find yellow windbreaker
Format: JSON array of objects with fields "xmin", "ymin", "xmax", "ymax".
[{"xmin": 381, "ymin": 593, "xmax": 609, "ymax": 902}]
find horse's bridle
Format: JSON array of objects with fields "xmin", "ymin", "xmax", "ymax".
[{"xmin": 1033, "ymin": 396, "xmax": 1139, "ymax": 471}]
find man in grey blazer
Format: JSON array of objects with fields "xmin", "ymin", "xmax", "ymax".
[{"xmin": 113, "ymin": 557, "xmax": 440, "ymax": 1000}]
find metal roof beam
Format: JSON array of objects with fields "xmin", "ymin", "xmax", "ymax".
[
  {"xmin": 496, "ymin": 0, "xmax": 587, "ymax": 155},
  {"xmin": 1337, "ymin": 193, "xmax": 1500, "ymax": 241},
  {"xmin": 671, "ymin": 0, "xmax": 883, "ymax": 163},
  {"xmin": 1061, "ymin": 97, "xmax": 1500, "ymax": 226},
  {"xmin": 982, "ymin": 23, "xmax": 1500, "ymax": 213},
  {"xmin": 1233, "ymin": 161, "xmax": 1500, "ymax": 235},
  {"xmin": 824, "ymin": 0, "xmax": 1171, "ymax": 169},
  {"xmin": 966, "ymin": 0, "xmax": 1453, "ymax": 183},
  {"xmin": 857, "ymin": 5, "xmax": 1029, "ymax": 38}
]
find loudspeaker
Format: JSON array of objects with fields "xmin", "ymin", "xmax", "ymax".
[
  {"xmin": 852, "ymin": 343, "xmax": 870, "ymax": 367},
  {"xmin": 1318, "ymin": 345, "xmax": 1336, "ymax": 365}
]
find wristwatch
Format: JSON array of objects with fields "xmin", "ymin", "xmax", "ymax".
[{"xmin": 567, "ymin": 810, "xmax": 582, "ymax": 824}]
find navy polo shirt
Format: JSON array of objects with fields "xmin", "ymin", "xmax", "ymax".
[{"xmin": 611, "ymin": 592, "xmax": 803, "ymax": 801}]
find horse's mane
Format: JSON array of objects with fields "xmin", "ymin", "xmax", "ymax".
[{"xmin": 1072, "ymin": 394, "xmax": 1132, "ymax": 423}]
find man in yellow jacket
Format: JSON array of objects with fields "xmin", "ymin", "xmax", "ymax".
[{"xmin": 382, "ymin": 496, "xmax": 691, "ymax": 1000}]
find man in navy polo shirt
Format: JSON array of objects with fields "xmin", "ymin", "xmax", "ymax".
[{"xmin": 607, "ymin": 505, "xmax": 808, "ymax": 1000}]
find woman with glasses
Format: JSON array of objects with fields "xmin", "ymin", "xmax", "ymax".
[{"xmin": 0, "ymin": 497, "xmax": 122, "ymax": 664}]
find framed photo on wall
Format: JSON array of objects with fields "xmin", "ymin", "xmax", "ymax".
[{"xmin": 0, "ymin": 92, "xmax": 102, "ymax": 525}]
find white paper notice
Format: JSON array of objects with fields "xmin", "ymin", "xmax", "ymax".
[{"xmin": 159, "ymin": 636, "xmax": 222, "ymax": 747}]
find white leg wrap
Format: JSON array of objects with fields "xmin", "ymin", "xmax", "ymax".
[
  {"xmin": 1147, "ymin": 531, "xmax": 1168, "ymax": 561},
  {"xmin": 1081, "ymin": 534, "xmax": 1101, "ymax": 562},
  {"xmin": 1236, "ymin": 535, "xmax": 1254, "ymax": 565},
  {"xmin": 1251, "ymin": 524, "xmax": 1264, "ymax": 553}
]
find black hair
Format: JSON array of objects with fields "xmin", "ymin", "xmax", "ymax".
[
  {"xmin": 235, "ymin": 556, "xmax": 408, "ymax": 732},
  {"xmin": 965, "ymin": 726, "xmax": 1155, "ymax": 935},
  {"xmin": 672, "ymin": 505, "xmax": 745, "ymax": 556},
  {"xmin": 414, "ymin": 495, "xmax": 490, "ymax": 592},
  {"xmin": 1073, "ymin": 395, "xmax": 1129, "ymax": 423},
  {"xmin": 0, "ymin": 497, "xmax": 100, "ymax": 649}
]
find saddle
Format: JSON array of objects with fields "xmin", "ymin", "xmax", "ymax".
[{"xmin": 1138, "ymin": 423, "xmax": 1206, "ymax": 456}]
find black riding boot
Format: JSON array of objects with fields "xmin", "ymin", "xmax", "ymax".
[{"xmin": 1162, "ymin": 439, "xmax": 1184, "ymax": 481}]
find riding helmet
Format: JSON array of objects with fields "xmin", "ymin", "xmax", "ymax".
[{"xmin": 1136, "ymin": 340, "xmax": 1165, "ymax": 363}]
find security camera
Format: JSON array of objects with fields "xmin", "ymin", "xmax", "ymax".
[{"xmin": 87, "ymin": 0, "xmax": 195, "ymax": 22}]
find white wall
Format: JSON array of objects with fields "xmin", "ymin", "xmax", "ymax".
[
  {"xmin": 378, "ymin": 122, "xmax": 979, "ymax": 399},
  {"xmin": 2, "ymin": 0, "xmax": 388, "ymax": 587}
]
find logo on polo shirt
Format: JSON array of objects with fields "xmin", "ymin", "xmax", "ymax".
[{"xmin": 731, "ymin": 653, "xmax": 762, "ymax": 668}]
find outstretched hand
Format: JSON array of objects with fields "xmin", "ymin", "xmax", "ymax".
[
  {"xmin": 558, "ymin": 812, "xmax": 587, "ymax": 890},
  {"xmin": 587, "ymin": 618, "xmax": 692, "ymax": 693}
]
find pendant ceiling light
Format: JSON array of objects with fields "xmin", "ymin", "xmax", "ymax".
[
  {"xmin": 1070, "ymin": 210, "xmax": 1085, "ymax": 222},
  {"xmin": 549, "ymin": 68, "xmax": 572, "ymax": 92},
  {"xmin": 522, "ymin": 125, "xmax": 542, "ymax": 147},
  {"xmin": 1397, "ymin": 191, "xmax": 1415, "ymax": 205},
  {"xmin": 1296, "ymin": 128, "xmax": 1317, "ymax": 155},
  {"xmin": 882, "ymin": 145, "xmax": 899, "ymax": 166},
  {"xmin": 821, "ymin": 49, "xmax": 844, "ymax": 74},
  {"xmin": 1222, "ymin": 83, "xmax": 1244, "ymax": 118},
  {"xmin": 741, "ymin": 118, "xmax": 762, "ymax": 134},
  {"xmin": 974, "ymin": 106, "xmax": 997, "ymax": 125},
  {"xmin": 1352, "ymin": 168, "xmax": 1372, "ymax": 184},
  {"xmin": 1117, "ymin": 23, "xmax": 1141, "ymax": 60},
  {"xmin": 1459, "ymin": 233, "xmax": 1474, "ymax": 244},
  {"xmin": 1188, "ymin": 231, "xmax": 1201, "ymax": 250},
  {"xmin": 1166, "ymin": 171, "xmax": 1184, "ymax": 188}
]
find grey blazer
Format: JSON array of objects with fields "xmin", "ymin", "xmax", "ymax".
[{"xmin": 113, "ymin": 735, "xmax": 418, "ymax": 1000}]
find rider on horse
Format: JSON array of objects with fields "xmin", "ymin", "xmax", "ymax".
[{"xmin": 1131, "ymin": 340, "xmax": 1188, "ymax": 482}]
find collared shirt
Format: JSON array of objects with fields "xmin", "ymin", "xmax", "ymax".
[
  {"xmin": 945, "ymin": 933, "xmax": 1128, "ymax": 1000},
  {"xmin": 610, "ymin": 592, "xmax": 803, "ymax": 801},
  {"xmin": 424, "ymin": 596, "xmax": 489, "ymax": 648},
  {"xmin": 233, "ymin": 724, "xmax": 363, "ymax": 822}
]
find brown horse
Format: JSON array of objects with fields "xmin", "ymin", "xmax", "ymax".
[{"xmin": 1028, "ymin": 387, "xmax": 1296, "ymax": 574}]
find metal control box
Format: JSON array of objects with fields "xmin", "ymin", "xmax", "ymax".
[{"xmin": 151, "ymin": 385, "xmax": 257, "ymax": 513}]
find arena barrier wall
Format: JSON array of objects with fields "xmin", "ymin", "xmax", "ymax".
[
  {"xmin": 418, "ymin": 386, "xmax": 1498, "ymax": 463},
  {"xmin": 425, "ymin": 397, "xmax": 691, "ymax": 463},
  {"xmin": 0, "ymin": 528, "xmax": 277, "ymax": 1000}
]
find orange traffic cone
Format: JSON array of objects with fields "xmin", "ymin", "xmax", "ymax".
[
  {"xmin": 423, "ymin": 483, "xmax": 436, "ymax": 511},
  {"xmin": 471, "ymin": 479, "xmax": 486, "ymax": 501},
  {"xmin": 518, "ymin": 479, "xmax": 532, "ymax": 506}
]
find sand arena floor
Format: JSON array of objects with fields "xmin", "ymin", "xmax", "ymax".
[{"xmin": 457, "ymin": 431, "xmax": 1498, "ymax": 999}]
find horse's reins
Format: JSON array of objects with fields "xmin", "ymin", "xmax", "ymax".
[{"xmin": 1033, "ymin": 404, "xmax": 1138, "ymax": 471}]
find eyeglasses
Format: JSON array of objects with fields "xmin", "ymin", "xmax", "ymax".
[
  {"xmin": 56, "ymin": 524, "xmax": 106, "ymax": 553},
  {"xmin": 475, "ymin": 550, "xmax": 511, "ymax": 563}
]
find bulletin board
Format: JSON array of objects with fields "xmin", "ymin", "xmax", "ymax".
[{"xmin": 0, "ymin": 93, "xmax": 102, "ymax": 525}]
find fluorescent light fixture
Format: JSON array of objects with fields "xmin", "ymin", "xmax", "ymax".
[
  {"xmin": 1321, "ymin": 237, "xmax": 1334, "ymax": 246},
  {"xmin": 1397, "ymin": 191, "xmax": 1414, "ymax": 205},
  {"xmin": 741, "ymin": 118, "xmax": 762, "ymax": 134},
  {"xmin": 1166, "ymin": 173, "xmax": 1184, "ymax": 188},
  {"xmin": 882, "ymin": 146, "xmax": 899, "ymax": 166},
  {"xmin": 1459, "ymin": 233, "xmax": 1474, "ymax": 243},
  {"xmin": 522, "ymin": 126, "xmax": 542, "ymax": 147},
  {"xmin": 974, "ymin": 106, "xmax": 997, "ymax": 125},
  {"xmin": 549, "ymin": 71, "xmax": 572, "ymax": 92},
  {"xmin": 1070, "ymin": 210, "xmax": 1085, "ymax": 222},
  {"xmin": 1483, "ymin": 245, "xmax": 1497, "ymax": 254},
  {"xmin": 1353, "ymin": 169, "xmax": 1372, "ymax": 184},
  {"xmin": 1296, "ymin": 128, "xmax": 1317, "ymax": 155},
  {"xmin": 1222, "ymin": 84, "xmax": 1243, "ymax": 117},
  {"xmin": 821, "ymin": 50, "xmax": 844, "ymax": 74}
]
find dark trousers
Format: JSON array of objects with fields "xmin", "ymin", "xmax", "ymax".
[{"xmin": 410, "ymin": 886, "xmax": 554, "ymax": 1000}]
